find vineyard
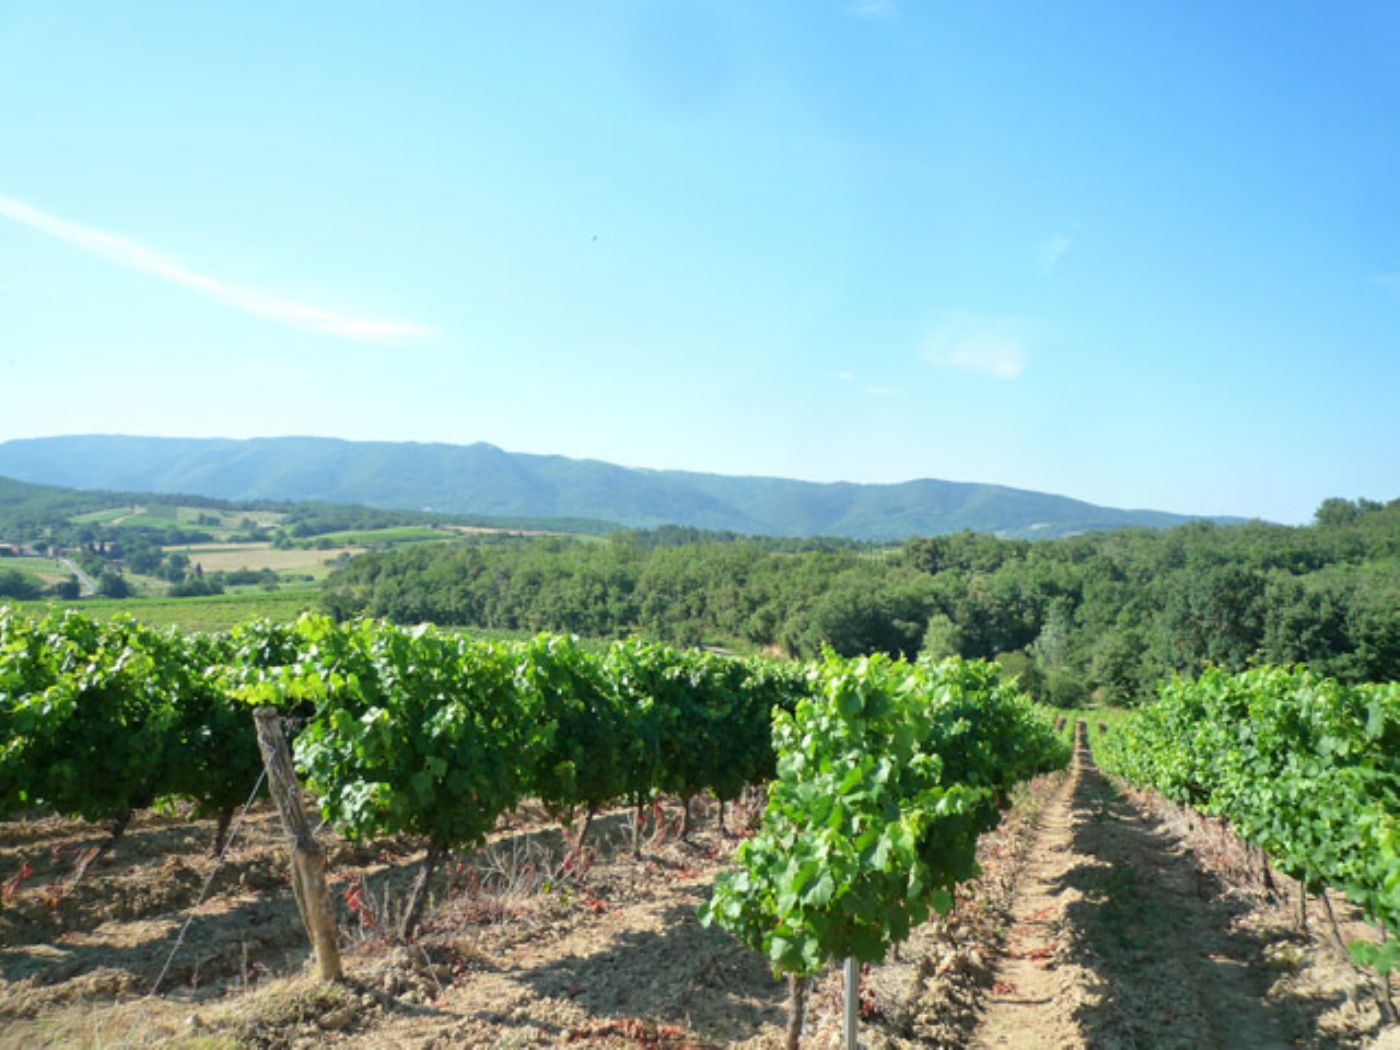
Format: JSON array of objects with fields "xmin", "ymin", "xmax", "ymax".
[
  {"xmin": 1099, "ymin": 668, "xmax": 1400, "ymax": 990},
  {"xmin": 0, "ymin": 604, "xmax": 1397, "ymax": 1047}
]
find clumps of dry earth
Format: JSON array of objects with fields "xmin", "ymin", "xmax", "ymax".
[
  {"xmin": 0, "ymin": 798, "xmax": 788, "ymax": 1049},
  {"xmin": 1124, "ymin": 783, "xmax": 1399, "ymax": 1047},
  {"xmin": 971, "ymin": 727, "xmax": 1398, "ymax": 1050},
  {"xmin": 1, "ymin": 745, "xmax": 1396, "ymax": 1050}
]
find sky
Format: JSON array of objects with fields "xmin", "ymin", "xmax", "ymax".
[{"xmin": 1, "ymin": 2, "xmax": 1397, "ymax": 525}]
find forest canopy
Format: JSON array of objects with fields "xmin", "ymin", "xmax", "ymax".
[{"xmin": 321, "ymin": 498, "xmax": 1400, "ymax": 705}]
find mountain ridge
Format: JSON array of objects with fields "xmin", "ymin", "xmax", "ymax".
[{"xmin": 0, "ymin": 435, "xmax": 1248, "ymax": 540}]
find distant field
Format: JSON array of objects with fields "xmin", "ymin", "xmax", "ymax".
[
  {"xmin": 449, "ymin": 524, "xmax": 561, "ymax": 537},
  {"xmin": 174, "ymin": 506, "xmax": 283, "ymax": 528},
  {"xmin": 162, "ymin": 541, "xmax": 362, "ymax": 577},
  {"xmin": 17, "ymin": 589, "xmax": 315, "ymax": 630},
  {"xmin": 108, "ymin": 512, "xmax": 186, "ymax": 529},
  {"xmin": 304, "ymin": 525, "xmax": 455, "ymax": 546},
  {"xmin": 70, "ymin": 503, "xmax": 285, "ymax": 535},
  {"xmin": 124, "ymin": 571, "xmax": 183, "ymax": 598},
  {"xmin": 70, "ymin": 505, "xmax": 140, "ymax": 524},
  {"xmin": 5, "ymin": 557, "xmax": 75, "ymax": 583}
]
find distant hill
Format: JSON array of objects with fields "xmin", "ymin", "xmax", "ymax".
[
  {"xmin": 0, "ymin": 435, "xmax": 1247, "ymax": 540},
  {"xmin": 0, "ymin": 472, "xmax": 613, "ymax": 541}
]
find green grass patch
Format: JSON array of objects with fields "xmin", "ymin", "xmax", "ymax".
[
  {"xmin": 302, "ymin": 525, "xmax": 454, "ymax": 547},
  {"xmin": 175, "ymin": 506, "xmax": 283, "ymax": 528},
  {"xmin": 6, "ymin": 557, "xmax": 74, "ymax": 582},
  {"xmin": 108, "ymin": 512, "xmax": 187, "ymax": 530},
  {"xmin": 70, "ymin": 504, "xmax": 284, "ymax": 537},
  {"xmin": 158, "ymin": 544, "xmax": 258, "ymax": 555},
  {"xmin": 17, "ymin": 589, "xmax": 316, "ymax": 631},
  {"xmin": 70, "ymin": 505, "xmax": 142, "ymax": 524}
]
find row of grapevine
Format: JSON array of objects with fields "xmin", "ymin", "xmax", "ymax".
[
  {"xmin": 2, "ymin": 604, "xmax": 1065, "ymax": 979},
  {"xmin": 1098, "ymin": 666, "xmax": 1400, "ymax": 976},
  {"xmin": 257, "ymin": 618, "xmax": 810, "ymax": 933},
  {"xmin": 0, "ymin": 609, "xmax": 279, "ymax": 867},
  {"xmin": 700, "ymin": 651, "xmax": 1069, "ymax": 1044},
  {"xmin": 0, "ymin": 607, "xmax": 806, "ymax": 925}
]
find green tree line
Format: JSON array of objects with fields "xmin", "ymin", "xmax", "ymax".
[{"xmin": 320, "ymin": 498, "xmax": 1400, "ymax": 704}]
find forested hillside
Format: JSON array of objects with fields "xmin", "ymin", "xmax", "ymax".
[
  {"xmin": 0, "ymin": 435, "xmax": 1242, "ymax": 540},
  {"xmin": 0, "ymin": 475, "xmax": 609, "ymax": 543},
  {"xmin": 322, "ymin": 498, "xmax": 1400, "ymax": 704}
]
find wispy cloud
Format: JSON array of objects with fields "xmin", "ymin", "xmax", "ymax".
[
  {"xmin": 1038, "ymin": 231, "xmax": 1073, "ymax": 272},
  {"xmin": 0, "ymin": 195, "xmax": 433, "ymax": 343},
  {"xmin": 832, "ymin": 369, "xmax": 856, "ymax": 382},
  {"xmin": 922, "ymin": 313, "xmax": 1029, "ymax": 379},
  {"xmin": 1372, "ymin": 273, "xmax": 1400, "ymax": 293},
  {"xmin": 846, "ymin": 0, "xmax": 898, "ymax": 20}
]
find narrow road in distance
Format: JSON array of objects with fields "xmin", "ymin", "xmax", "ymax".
[{"xmin": 56, "ymin": 556, "xmax": 97, "ymax": 597}]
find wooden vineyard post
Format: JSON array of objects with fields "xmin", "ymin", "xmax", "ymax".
[
  {"xmin": 785, "ymin": 974, "xmax": 808, "ymax": 1050},
  {"xmin": 253, "ymin": 708, "xmax": 344, "ymax": 982}
]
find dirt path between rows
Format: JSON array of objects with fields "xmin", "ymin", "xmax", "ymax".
[
  {"xmin": 970, "ymin": 746, "xmax": 1085, "ymax": 1049},
  {"xmin": 4, "ymin": 729, "xmax": 1395, "ymax": 1048},
  {"xmin": 975, "ymin": 724, "xmax": 1312, "ymax": 1050}
]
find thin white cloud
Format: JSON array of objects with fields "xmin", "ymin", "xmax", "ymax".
[
  {"xmin": 922, "ymin": 314, "xmax": 1029, "ymax": 379},
  {"xmin": 846, "ymin": 0, "xmax": 897, "ymax": 19},
  {"xmin": 0, "ymin": 194, "xmax": 433, "ymax": 343},
  {"xmin": 1038, "ymin": 231, "xmax": 1073, "ymax": 271},
  {"xmin": 1372, "ymin": 273, "xmax": 1400, "ymax": 293},
  {"xmin": 832, "ymin": 369, "xmax": 856, "ymax": 382}
]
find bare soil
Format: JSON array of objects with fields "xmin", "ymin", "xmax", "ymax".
[
  {"xmin": 972, "ymin": 725, "xmax": 1398, "ymax": 1050},
  {"xmin": 0, "ymin": 732, "xmax": 1395, "ymax": 1049}
]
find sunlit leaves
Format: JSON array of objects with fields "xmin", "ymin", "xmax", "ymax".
[
  {"xmin": 700, "ymin": 652, "xmax": 1067, "ymax": 977},
  {"xmin": 1101, "ymin": 666, "xmax": 1400, "ymax": 975}
]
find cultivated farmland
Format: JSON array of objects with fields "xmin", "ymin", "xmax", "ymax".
[
  {"xmin": 0, "ymin": 608, "xmax": 1394, "ymax": 1047},
  {"xmin": 161, "ymin": 542, "xmax": 362, "ymax": 578}
]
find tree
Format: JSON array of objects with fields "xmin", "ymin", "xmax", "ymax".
[
  {"xmin": 797, "ymin": 575, "xmax": 935, "ymax": 658},
  {"xmin": 1314, "ymin": 498, "xmax": 1361, "ymax": 528},
  {"xmin": 1089, "ymin": 626, "xmax": 1148, "ymax": 705},
  {"xmin": 160, "ymin": 553, "xmax": 190, "ymax": 583},
  {"xmin": 1030, "ymin": 597, "xmax": 1085, "ymax": 705},
  {"xmin": 1156, "ymin": 564, "xmax": 1265, "ymax": 676},
  {"xmin": 126, "ymin": 546, "xmax": 163, "ymax": 575},
  {"xmin": 97, "ymin": 571, "xmax": 132, "ymax": 598},
  {"xmin": 921, "ymin": 613, "xmax": 964, "ymax": 659},
  {"xmin": 169, "ymin": 575, "xmax": 224, "ymax": 598},
  {"xmin": 0, "ymin": 569, "xmax": 40, "ymax": 600}
]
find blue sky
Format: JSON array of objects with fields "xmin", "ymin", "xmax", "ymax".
[{"xmin": 1, "ymin": 1, "xmax": 1396, "ymax": 525}]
